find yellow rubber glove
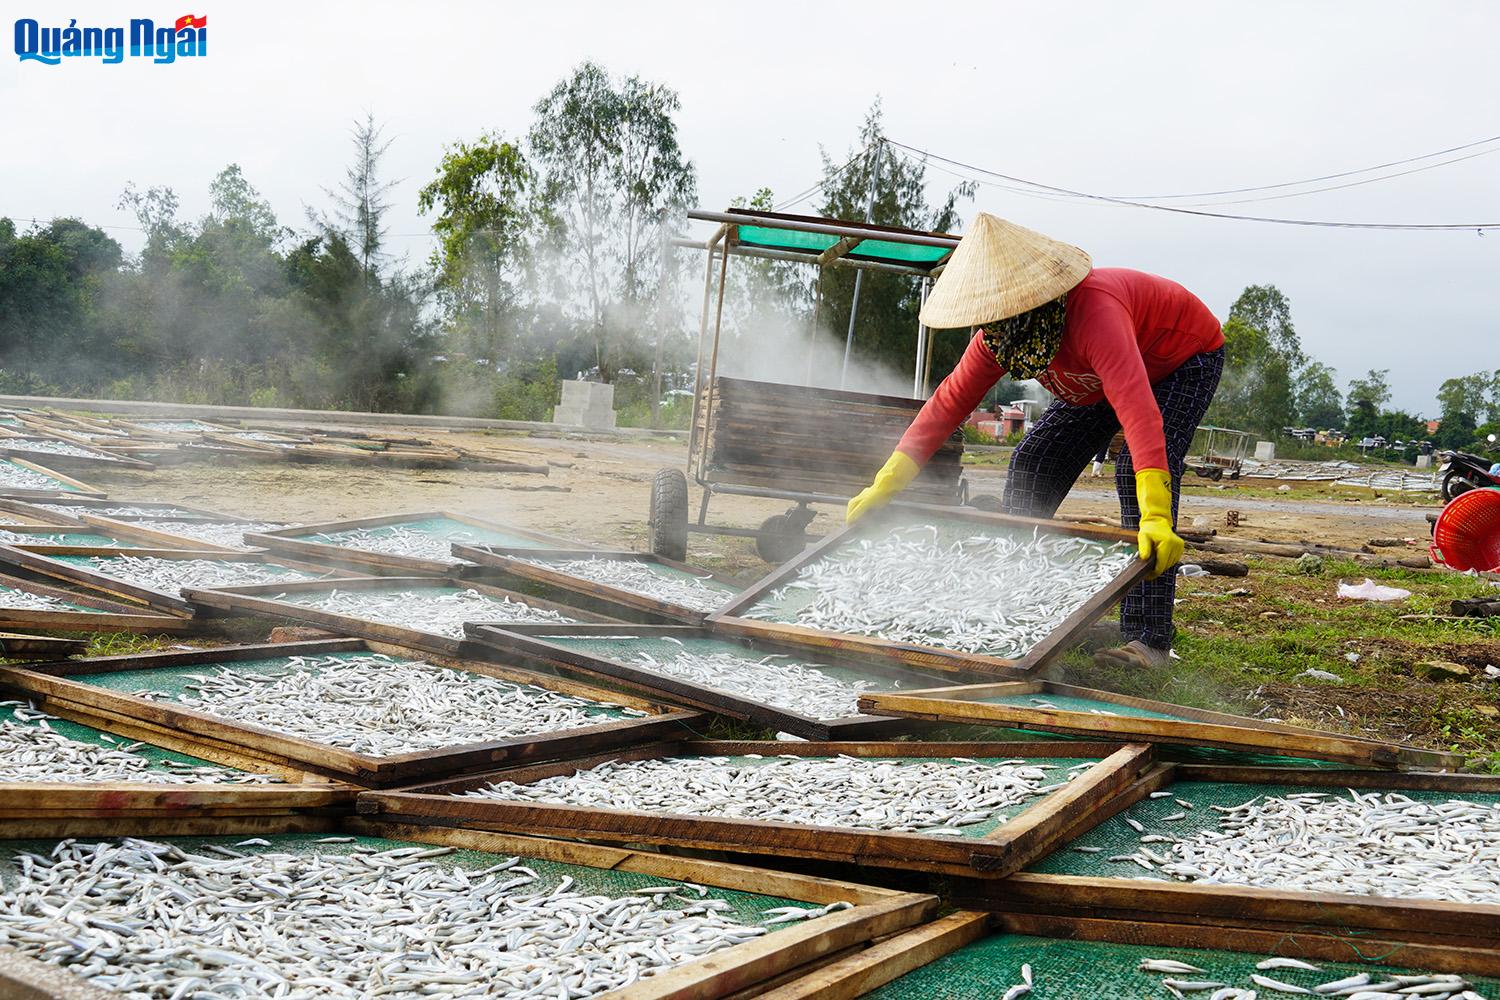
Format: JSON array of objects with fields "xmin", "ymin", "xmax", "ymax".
[
  {"xmin": 846, "ymin": 452, "xmax": 920, "ymax": 523},
  {"xmin": 1135, "ymin": 468, "xmax": 1184, "ymax": 580}
]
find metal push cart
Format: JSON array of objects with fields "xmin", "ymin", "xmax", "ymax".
[
  {"xmin": 650, "ymin": 209, "xmax": 967, "ymax": 563},
  {"xmin": 1190, "ymin": 425, "xmax": 1251, "ymax": 480}
]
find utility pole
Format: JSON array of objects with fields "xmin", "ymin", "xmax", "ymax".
[{"xmin": 840, "ymin": 140, "xmax": 883, "ymax": 388}]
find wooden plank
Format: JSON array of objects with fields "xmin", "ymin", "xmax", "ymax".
[
  {"xmin": 1, "ymin": 457, "xmax": 107, "ymax": 496},
  {"xmin": 0, "ymin": 814, "xmax": 339, "ymax": 840},
  {"xmin": 858, "ymin": 688, "xmax": 1460, "ymax": 770},
  {"xmin": 757, "ymin": 911, "xmax": 991, "ymax": 1000},
  {"xmin": 712, "ymin": 616, "xmax": 1027, "ymax": 677},
  {"xmin": 0, "ymin": 632, "xmax": 86, "ymax": 657},
  {"xmin": 988, "ymin": 912, "xmax": 1500, "ymax": 978},
  {"xmin": 0, "ymin": 783, "xmax": 352, "ymax": 815},
  {"xmin": 358, "ymin": 741, "xmax": 1144, "ymax": 876},
  {"xmin": 75, "ymin": 514, "xmax": 243, "ymax": 551},
  {"xmin": 0, "ymin": 569, "xmax": 201, "ymax": 633},
  {"xmin": 969, "ymin": 743, "xmax": 1154, "ymax": 873}
]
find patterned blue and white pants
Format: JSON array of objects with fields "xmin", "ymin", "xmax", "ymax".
[{"xmin": 1001, "ymin": 348, "xmax": 1225, "ymax": 650}]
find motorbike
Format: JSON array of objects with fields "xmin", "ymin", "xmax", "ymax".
[{"xmin": 1439, "ymin": 433, "xmax": 1500, "ymax": 500}]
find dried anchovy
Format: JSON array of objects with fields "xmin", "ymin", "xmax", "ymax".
[
  {"xmin": 467, "ymin": 754, "xmax": 1062, "ymax": 834},
  {"xmin": 74, "ymin": 555, "xmax": 322, "ymax": 592},
  {"xmin": 0, "ymin": 584, "xmax": 96, "ymax": 613},
  {"xmin": 621, "ymin": 647, "xmax": 879, "ymax": 721},
  {"xmin": 135, "ymin": 419, "xmax": 217, "ymax": 432},
  {"xmin": 131, "ymin": 519, "xmax": 286, "ymax": 550},
  {"xmin": 0, "ymin": 528, "xmax": 77, "ymax": 545},
  {"xmin": 520, "ymin": 557, "xmax": 736, "ymax": 612},
  {"xmin": 0, "ymin": 461, "xmax": 70, "ymax": 491},
  {"xmin": 285, "ymin": 587, "xmax": 575, "ymax": 638},
  {"xmin": 0, "ymin": 838, "xmax": 776, "ymax": 999},
  {"xmin": 134, "ymin": 654, "xmax": 645, "ymax": 757},
  {"xmin": 35, "ymin": 502, "xmax": 208, "ymax": 518},
  {"xmin": 1128, "ymin": 790, "xmax": 1500, "ymax": 904},
  {"xmin": 0, "ymin": 439, "xmax": 119, "ymax": 461},
  {"xmin": 229, "ymin": 430, "xmax": 296, "ymax": 445},
  {"xmin": 745, "ymin": 523, "xmax": 1137, "ymax": 656},
  {"xmin": 306, "ymin": 524, "xmax": 490, "ymax": 564},
  {"xmin": 0, "ymin": 701, "xmax": 278, "ymax": 784}
]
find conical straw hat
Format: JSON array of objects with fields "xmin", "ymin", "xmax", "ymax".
[{"xmin": 919, "ymin": 213, "xmax": 1091, "ymax": 328}]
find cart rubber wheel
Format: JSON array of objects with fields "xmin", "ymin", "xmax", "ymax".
[
  {"xmin": 1210, "ymin": 468, "xmax": 1224, "ymax": 481},
  {"xmin": 756, "ymin": 514, "xmax": 807, "ymax": 564},
  {"xmin": 648, "ymin": 468, "xmax": 689, "ymax": 561}
]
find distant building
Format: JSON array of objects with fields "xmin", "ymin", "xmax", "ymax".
[{"xmin": 1426, "ymin": 419, "xmax": 1441, "ymax": 435}]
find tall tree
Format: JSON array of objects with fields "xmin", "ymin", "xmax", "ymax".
[
  {"xmin": 1435, "ymin": 371, "xmax": 1494, "ymax": 448},
  {"xmin": 816, "ymin": 100, "xmax": 973, "ymax": 392},
  {"xmin": 1227, "ymin": 284, "xmax": 1302, "ymax": 362},
  {"xmin": 418, "ymin": 133, "xmax": 548, "ymax": 359},
  {"xmin": 1295, "ymin": 360, "xmax": 1343, "ymax": 429},
  {"xmin": 528, "ymin": 62, "xmax": 695, "ymax": 379},
  {"xmin": 1345, "ymin": 369, "xmax": 1392, "ymax": 439},
  {"xmin": 323, "ymin": 113, "xmax": 396, "ymax": 281},
  {"xmin": 1205, "ymin": 287, "xmax": 1301, "ymax": 435}
]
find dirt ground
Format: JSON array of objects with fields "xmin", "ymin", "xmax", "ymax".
[{"xmin": 87, "ymin": 425, "xmax": 1444, "ymax": 579}]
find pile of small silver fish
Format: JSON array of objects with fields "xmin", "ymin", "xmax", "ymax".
[
  {"xmin": 621, "ymin": 645, "xmax": 877, "ymax": 720},
  {"xmin": 137, "ymin": 419, "xmax": 217, "ymax": 432},
  {"xmin": 132, "ymin": 519, "xmax": 285, "ymax": 550},
  {"xmin": 1, "ymin": 439, "xmax": 120, "ymax": 461},
  {"xmin": 308, "ymin": 524, "xmax": 484, "ymax": 564},
  {"xmin": 0, "ymin": 528, "xmax": 75, "ymax": 545},
  {"xmin": 286, "ymin": 587, "xmax": 575, "ymax": 637},
  {"xmin": 0, "ymin": 584, "xmax": 90, "ymax": 612},
  {"xmin": 521, "ymin": 557, "xmax": 736, "ymax": 613},
  {"xmin": 1138, "ymin": 956, "xmax": 1488, "ymax": 999},
  {"xmin": 0, "ymin": 701, "xmax": 278, "ymax": 784},
  {"xmin": 745, "ymin": 523, "xmax": 1137, "ymax": 655},
  {"xmin": 135, "ymin": 654, "xmax": 645, "ymax": 756},
  {"xmin": 228, "ymin": 430, "xmax": 296, "ymax": 446},
  {"xmin": 1113, "ymin": 790, "xmax": 1500, "ymax": 905},
  {"xmin": 466, "ymin": 754, "xmax": 1068, "ymax": 834},
  {"xmin": 0, "ymin": 838, "xmax": 778, "ymax": 999},
  {"xmin": 34, "ymin": 501, "xmax": 206, "ymax": 518},
  {"xmin": 0, "ymin": 460, "xmax": 70, "ymax": 491},
  {"xmin": 75, "ymin": 555, "xmax": 321, "ymax": 592}
]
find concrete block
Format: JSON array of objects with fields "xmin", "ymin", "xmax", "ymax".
[
  {"xmin": 1254, "ymin": 440, "xmax": 1276, "ymax": 461},
  {"xmin": 552, "ymin": 380, "xmax": 617, "ymax": 429}
]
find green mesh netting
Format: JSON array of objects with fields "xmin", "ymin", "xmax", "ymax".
[
  {"xmin": 0, "ymin": 833, "xmax": 801, "ymax": 920},
  {"xmin": 866, "ymin": 932, "xmax": 1500, "ymax": 999},
  {"xmin": 1028, "ymin": 779, "xmax": 1500, "ymax": 877},
  {"xmin": 982, "ymin": 691, "xmax": 1186, "ymax": 722},
  {"xmin": 734, "ymin": 225, "xmax": 951, "ymax": 264},
  {"xmin": 0, "ymin": 583, "xmax": 105, "ymax": 613},
  {"xmin": 0, "ymin": 703, "xmax": 251, "ymax": 775},
  {"xmin": 529, "ymin": 753, "xmax": 1098, "ymax": 840},
  {"xmin": 531, "ymin": 634, "xmax": 940, "ymax": 702},
  {"xmin": 0, "ymin": 459, "xmax": 78, "ymax": 492},
  {"xmin": 301, "ymin": 517, "xmax": 553, "ymax": 551},
  {"xmin": 64, "ymin": 650, "xmax": 638, "ymax": 722}
]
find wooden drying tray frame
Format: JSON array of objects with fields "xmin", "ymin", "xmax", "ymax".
[
  {"xmin": 0, "ymin": 545, "xmax": 351, "ymax": 616},
  {"xmin": 3, "ymin": 637, "xmax": 701, "ymax": 787},
  {"xmin": 454, "ymin": 544, "xmax": 742, "ymax": 625},
  {"xmin": 858, "ymin": 678, "xmax": 1462, "ymax": 771},
  {"xmin": 245, "ymin": 510, "xmax": 584, "ymax": 577},
  {"xmin": 0, "ymin": 437, "xmax": 156, "ymax": 471},
  {"xmin": 358, "ymin": 739, "xmax": 1154, "ymax": 878},
  {"xmin": 73, "ymin": 514, "xmax": 256, "ymax": 551},
  {"xmin": 183, "ymin": 574, "xmax": 621, "ymax": 657},
  {"xmin": 0, "ymin": 569, "xmax": 201, "ymax": 634},
  {"xmin": 710, "ymin": 504, "xmax": 1151, "ymax": 678},
  {"xmin": 464, "ymin": 622, "xmax": 989, "ymax": 741},
  {"xmin": 945, "ymin": 760, "xmax": 1500, "ymax": 972},
  {"xmin": 0, "ymin": 456, "xmax": 108, "ymax": 499},
  {"xmin": 0, "ymin": 523, "xmax": 232, "ymax": 554},
  {"xmin": 0, "ymin": 816, "xmax": 936, "ymax": 1000},
  {"xmin": 109, "ymin": 417, "xmax": 237, "ymax": 441},
  {"xmin": 0, "ymin": 496, "xmax": 236, "ymax": 527},
  {"xmin": 0, "ymin": 784, "xmax": 354, "ymax": 840},
  {"xmin": 0, "ymin": 632, "xmax": 86, "ymax": 657}
]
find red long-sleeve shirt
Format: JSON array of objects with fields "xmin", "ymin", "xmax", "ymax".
[{"xmin": 898, "ymin": 268, "xmax": 1223, "ymax": 473}]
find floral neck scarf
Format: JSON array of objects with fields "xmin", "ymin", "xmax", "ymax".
[{"xmin": 980, "ymin": 294, "xmax": 1068, "ymax": 379}]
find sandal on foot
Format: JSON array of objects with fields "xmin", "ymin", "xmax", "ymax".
[{"xmin": 1093, "ymin": 640, "xmax": 1170, "ymax": 669}]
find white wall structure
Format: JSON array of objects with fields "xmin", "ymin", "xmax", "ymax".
[{"xmin": 552, "ymin": 380, "xmax": 617, "ymax": 429}]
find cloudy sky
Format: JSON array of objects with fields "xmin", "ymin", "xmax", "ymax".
[{"xmin": 4, "ymin": 1, "xmax": 1496, "ymax": 414}]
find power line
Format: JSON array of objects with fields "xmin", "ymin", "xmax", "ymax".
[
  {"xmin": 1112, "ymin": 132, "xmax": 1500, "ymax": 201},
  {"xmin": 886, "ymin": 140, "xmax": 1500, "ymax": 232}
]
